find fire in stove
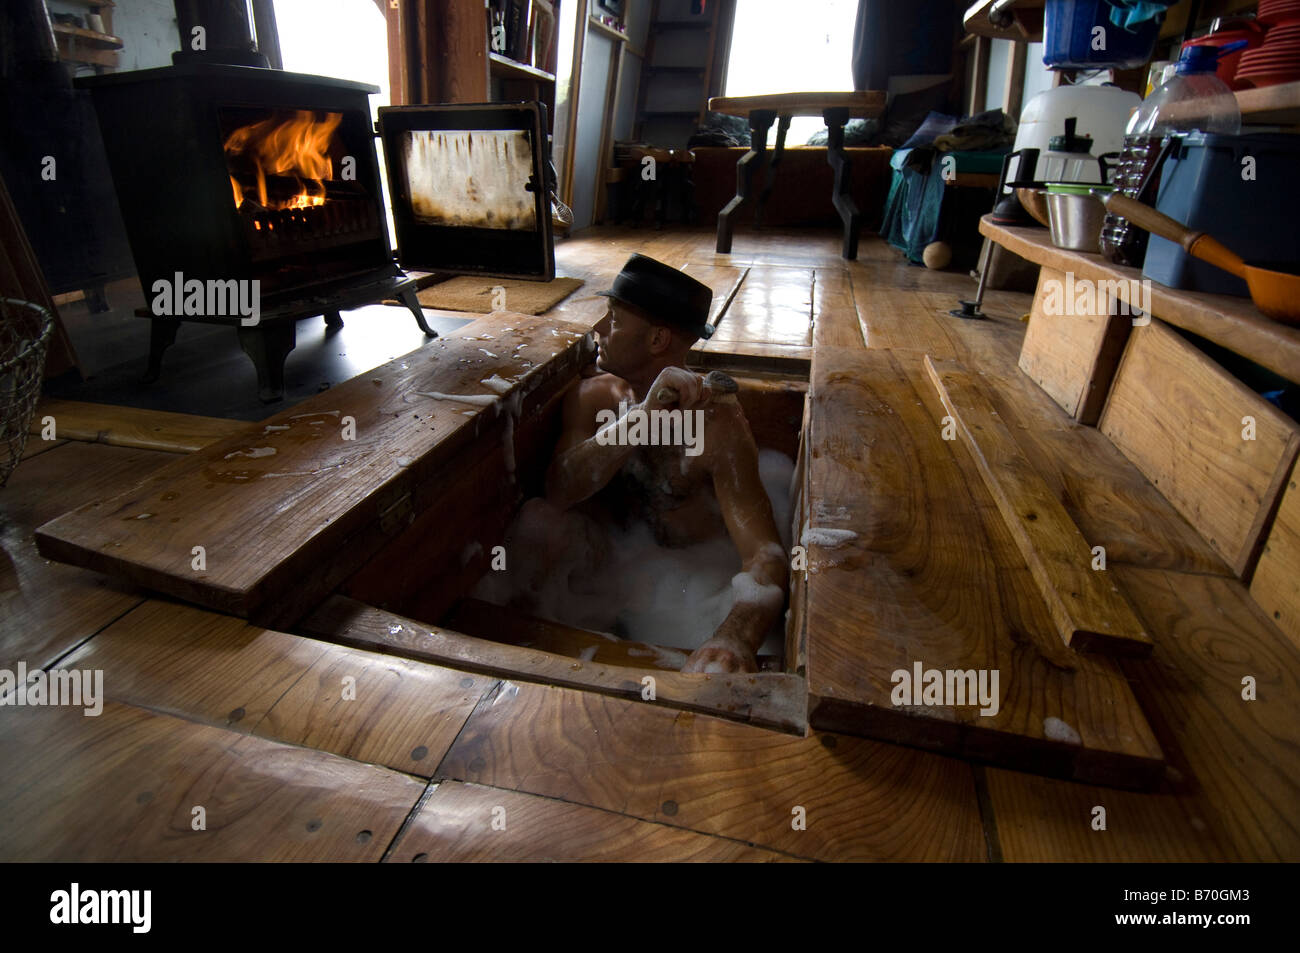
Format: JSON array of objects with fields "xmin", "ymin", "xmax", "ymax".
[
  {"xmin": 220, "ymin": 107, "xmax": 377, "ymax": 259},
  {"xmin": 225, "ymin": 108, "xmax": 341, "ymax": 210}
]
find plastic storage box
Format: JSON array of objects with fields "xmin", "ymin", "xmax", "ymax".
[
  {"xmin": 1143, "ymin": 132, "xmax": 1300, "ymax": 297},
  {"xmin": 1043, "ymin": 0, "xmax": 1163, "ymax": 70}
]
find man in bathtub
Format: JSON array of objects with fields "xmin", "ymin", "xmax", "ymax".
[{"xmin": 498, "ymin": 254, "xmax": 789, "ymax": 674}]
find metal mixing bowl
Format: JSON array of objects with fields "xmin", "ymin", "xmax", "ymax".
[{"xmin": 1046, "ymin": 190, "xmax": 1107, "ymax": 253}]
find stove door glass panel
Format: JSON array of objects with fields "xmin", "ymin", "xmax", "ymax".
[{"xmin": 378, "ymin": 103, "xmax": 554, "ymax": 281}]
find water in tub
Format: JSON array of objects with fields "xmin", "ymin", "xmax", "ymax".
[{"xmin": 472, "ymin": 449, "xmax": 795, "ymax": 660}]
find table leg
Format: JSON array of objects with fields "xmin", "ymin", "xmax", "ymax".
[
  {"xmin": 823, "ymin": 106, "xmax": 861, "ymax": 260},
  {"xmin": 755, "ymin": 115, "xmax": 791, "ymax": 228},
  {"xmin": 716, "ymin": 108, "xmax": 776, "ymax": 254}
]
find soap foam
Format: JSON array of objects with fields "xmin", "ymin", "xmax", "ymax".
[
  {"xmin": 473, "ymin": 450, "xmax": 795, "ymax": 657},
  {"xmin": 800, "ymin": 527, "xmax": 858, "ymax": 548},
  {"xmin": 1043, "ymin": 716, "xmax": 1082, "ymax": 745}
]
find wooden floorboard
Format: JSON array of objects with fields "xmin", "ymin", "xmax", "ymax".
[
  {"xmin": 435, "ymin": 679, "xmax": 988, "ymax": 862},
  {"xmin": 58, "ymin": 599, "xmax": 498, "ymax": 779},
  {"xmin": 706, "ymin": 265, "xmax": 813, "ymax": 347},
  {"xmin": 1, "ymin": 441, "xmax": 173, "ymax": 671},
  {"xmin": 386, "ymin": 780, "xmax": 797, "ymax": 862},
  {"xmin": 0, "ymin": 699, "xmax": 425, "ymax": 861}
]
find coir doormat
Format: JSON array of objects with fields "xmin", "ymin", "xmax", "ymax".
[{"xmin": 413, "ymin": 275, "xmax": 585, "ymax": 315}]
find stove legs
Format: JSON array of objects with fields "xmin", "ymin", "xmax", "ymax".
[
  {"xmin": 397, "ymin": 287, "xmax": 437, "ymax": 337},
  {"xmin": 144, "ymin": 318, "xmax": 181, "ymax": 384},
  {"xmin": 324, "ymin": 310, "xmax": 344, "ymax": 331},
  {"xmin": 237, "ymin": 321, "xmax": 297, "ymax": 403}
]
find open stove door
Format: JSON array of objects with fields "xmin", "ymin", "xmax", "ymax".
[{"xmin": 378, "ymin": 102, "xmax": 555, "ymax": 281}]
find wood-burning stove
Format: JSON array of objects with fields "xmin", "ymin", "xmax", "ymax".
[{"xmin": 77, "ymin": 3, "xmax": 556, "ymax": 402}]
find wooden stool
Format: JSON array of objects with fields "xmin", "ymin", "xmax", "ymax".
[{"xmin": 708, "ymin": 91, "xmax": 886, "ymax": 260}]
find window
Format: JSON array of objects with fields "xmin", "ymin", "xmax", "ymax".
[{"xmin": 723, "ymin": 0, "xmax": 860, "ymax": 144}]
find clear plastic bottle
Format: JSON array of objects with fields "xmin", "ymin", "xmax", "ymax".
[{"xmin": 1100, "ymin": 44, "xmax": 1243, "ymax": 266}]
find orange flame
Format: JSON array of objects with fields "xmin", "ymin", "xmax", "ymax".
[{"xmin": 224, "ymin": 110, "xmax": 343, "ymax": 211}]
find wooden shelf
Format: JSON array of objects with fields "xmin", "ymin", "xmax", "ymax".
[
  {"xmin": 981, "ymin": 216, "xmax": 1300, "ymax": 384},
  {"xmin": 1237, "ymin": 80, "xmax": 1300, "ymax": 124},
  {"xmin": 51, "ymin": 23, "xmax": 123, "ymax": 50},
  {"xmin": 963, "ymin": 0, "xmax": 1045, "ymax": 42},
  {"xmin": 488, "ymin": 52, "xmax": 555, "ymax": 83},
  {"xmin": 588, "ymin": 17, "xmax": 627, "ymax": 44}
]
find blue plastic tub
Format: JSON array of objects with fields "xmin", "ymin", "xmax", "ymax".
[
  {"xmin": 1043, "ymin": 0, "xmax": 1163, "ymax": 70},
  {"xmin": 1143, "ymin": 132, "xmax": 1300, "ymax": 297}
]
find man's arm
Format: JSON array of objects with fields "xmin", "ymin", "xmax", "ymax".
[
  {"xmin": 545, "ymin": 367, "xmax": 708, "ymax": 510},
  {"xmin": 681, "ymin": 404, "xmax": 789, "ymax": 674}
]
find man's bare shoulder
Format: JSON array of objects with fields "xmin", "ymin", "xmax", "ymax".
[{"xmin": 579, "ymin": 372, "xmax": 632, "ymax": 400}]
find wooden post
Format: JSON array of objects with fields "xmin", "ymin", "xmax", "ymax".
[
  {"xmin": 1004, "ymin": 39, "xmax": 1027, "ymax": 121},
  {"xmin": 968, "ymin": 35, "xmax": 990, "ymax": 116},
  {"xmin": 414, "ymin": 0, "xmax": 488, "ymax": 105}
]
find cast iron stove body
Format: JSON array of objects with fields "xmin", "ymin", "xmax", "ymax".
[{"xmin": 79, "ymin": 62, "xmax": 432, "ymax": 401}]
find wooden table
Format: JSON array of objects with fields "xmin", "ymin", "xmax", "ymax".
[{"xmin": 707, "ymin": 92, "xmax": 886, "ymax": 260}]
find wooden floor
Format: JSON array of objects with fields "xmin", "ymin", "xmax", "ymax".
[{"xmin": 3, "ymin": 226, "xmax": 1298, "ymax": 862}]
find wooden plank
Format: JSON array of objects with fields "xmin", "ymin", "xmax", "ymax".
[
  {"xmin": 785, "ymin": 395, "xmax": 811, "ymax": 675},
  {"xmin": 1251, "ymin": 461, "xmax": 1300, "ymax": 651},
  {"xmin": 34, "ymin": 312, "xmax": 590, "ymax": 629},
  {"xmin": 300, "ymin": 595, "xmax": 806, "ymax": 738},
  {"xmin": 447, "ymin": 598, "xmax": 702, "ymax": 671},
  {"xmin": 435, "ymin": 678, "xmax": 986, "ymax": 861},
  {"xmin": 1, "ymin": 442, "xmax": 173, "ymax": 672},
  {"xmin": 387, "ymin": 780, "xmax": 797, "ymax": 862},
  {"xmin": 847, "ymin": 263, "xmax": 1230, "ymax": 577},
  {"xmin": 735, "ymin": 376, "xmax": 806, "ymax": 460},
  {"xmin": 1003, "ymin": 39, "xmax": 1028, "ymax": 121},
  {"xmin": 30, "ymin": 398, "xmax": 247, "ymax": 453},
  {"xmin": 803, "ymin": 347, "xmax": 1165, "ymax": 788},
  {"xmin": 975, "ymin": 359, "xmax": 1232, "ymax": 577},
  {"xmin": 679, "ymin": 261, "xmax": 747, "ymax": 327},
  {"xmin": 1115, "ymin": 566, "xmax": 1300, "ymax": 861},
  {"xmin": 59, "ymin": 599, "xmax": 497, "ymax": 778},
  {"xmin": 1099, "ymin": 321, "xmax": 1300, "ymax": 578},
  {"xmin": 985, "ymin": 767, "xmax": 1233, "ymax": 862},
  {"xmin": 983, "ymin": 218, "xmax": 1300, "ymax": 386},
  {"xmin": 338, "ymin": 371, "xmax": 568, "ymax": 624},
  {"xmin": 852, "ymin": 265, "xmax": 962, "ymax": 359},
  {"xmin": 925, "ymin": 356, "xmax": 1153, "ymax": 657},
  {"xmin": 0, "ymin": 700, "xmax": 425, "ymax": 861},
  {"xmin": 1018, "ymin": 266, "xmax": 1132, "ymax": 423},
  {"xmin": 301, "ymin": 596, "xmax": 809, "ymax": 734},
  {"xmin": 811, "ymin": 266, "xmax": 864, "ymax": 349},
  {"xmin": 706, "ymin": 265, "xmax": 813, "ymax": 347},
  {"xmin": 689, "ymin": 339, "xmax": 811, "ymax": 379}
]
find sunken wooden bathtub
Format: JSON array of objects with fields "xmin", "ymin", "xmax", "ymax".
[{"xmin": 35, "ymin": 311, "xmax": 812, "ymax": 734}]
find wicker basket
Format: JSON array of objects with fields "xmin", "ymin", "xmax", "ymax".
[{"xmin": 0, "ymin": 298, "xmax": 55, "ymax": 488}]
